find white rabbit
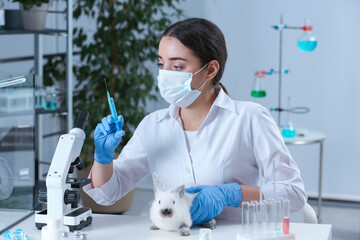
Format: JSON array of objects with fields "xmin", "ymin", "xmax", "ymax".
[{"xmin": 149, "ymin": 173, "xmax": 216, "ymax": 236}]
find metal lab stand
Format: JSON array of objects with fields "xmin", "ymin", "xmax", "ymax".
[{"xmin": 284, "ymin": 131, "xmax": 326, "ymax": 223}]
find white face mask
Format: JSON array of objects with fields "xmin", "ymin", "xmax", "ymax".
[{"xmin": 157, "ymin": 63, "xmax": 209, "ymax": 108}]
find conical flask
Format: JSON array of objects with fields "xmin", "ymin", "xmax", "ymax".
[
  {"xmin": 251, "ymin": 75, "xmax": 266, "ymax": 98},
  {"xmin": 281, "ymin": 96, "xmax": 296, "ymax": 138}
]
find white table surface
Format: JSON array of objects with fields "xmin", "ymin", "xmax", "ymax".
[
  {"xmin": 4, "ymin": 213, "xmax": 332, "ymax": 240},
  {"xmin": 283, "ymin": 130, "xmax": 326, "ymax": 144}
]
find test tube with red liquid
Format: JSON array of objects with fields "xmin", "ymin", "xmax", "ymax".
[{"xmin": 283, "ymin": 199, "xmax": 290, "ymax": 234}]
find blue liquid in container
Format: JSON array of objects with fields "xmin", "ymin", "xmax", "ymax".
[
  {"xmin": 298, "ymin": 40, "xmax": 317, "ymax": 51},
  {"xmin": 282, "ymin": 127, "xmax": 296, "ymax": 138},
  {"xmin": 45, "ymin": 101, "xmax": 57, "ymax": 110},
  {"xmin": 44, "ymin": 102, "xmax": 52, "ymax": 110},
  {"xmin": 50, "ymin": 101, "xmax": 57, "ymax": 109}
]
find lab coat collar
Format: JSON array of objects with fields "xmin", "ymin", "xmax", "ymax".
[
  {"xmin": 156, "ymin": 86, "xmax": 238, "ymax": 123},
  {"xmin": 212, "ymin": 86, "xmax": 238, "ymax": 115}
]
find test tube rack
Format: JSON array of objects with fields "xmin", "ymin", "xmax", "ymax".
[{"xmin": 236, "ymin": 198, "xmax": 294, "ymax": 240}]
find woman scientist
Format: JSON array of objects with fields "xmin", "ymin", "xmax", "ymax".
[{"xmin": 83, "ymin": 18, "xmax": 307, "ymax": 224}]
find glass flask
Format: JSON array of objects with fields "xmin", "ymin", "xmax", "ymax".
[
  {"xmin": 251, "ymin": 75, "xmax": 266, "ymax": 98},
  {"xmin": 44, "ymin": 86, "xmax": 57, "ymax": 110},
  {"xmin": 281, "ymin": 97, "xmax": 296, "ymax": 138},
  {"xmin": 298, "ymin": 18, "xmax": 317, "ymax": 52}
]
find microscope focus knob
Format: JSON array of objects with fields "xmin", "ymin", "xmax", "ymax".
[
  {"xmin": 64, "ymin": 189, "xmax": 80, "ymax": 205},
  {"xmin": 38, "ymin": 189, "xmax": 47, "ymax": 203}
]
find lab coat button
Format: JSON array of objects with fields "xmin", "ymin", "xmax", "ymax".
[{"xmin": 185, "ymin": 167, "xmax": 191, "ymax": 174}]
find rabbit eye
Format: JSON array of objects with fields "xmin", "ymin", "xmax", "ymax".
[
  {"xmin": 158, "ymin": 200, "xmax": 161, "ymax": 204},
  {"xmin": 173, "ymin": 200, "xmax": 175, "ymax": 204}
]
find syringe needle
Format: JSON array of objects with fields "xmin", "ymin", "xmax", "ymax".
[{"xmin": 104, "ymin": 78, "xmax": 109, "ymax": 93}]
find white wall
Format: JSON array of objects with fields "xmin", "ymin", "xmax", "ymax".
[
  {"xmin": 1, "ymin": 0, "xmax": 359, "ymax": 201},
  {"xmin": 169, "ymin": 0, "xmax": 360, "ymax": 201}
]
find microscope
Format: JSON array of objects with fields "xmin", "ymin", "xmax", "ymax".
[{"xmin": 35, "ymin": 110, "xmax": 93, "ymax": 231}]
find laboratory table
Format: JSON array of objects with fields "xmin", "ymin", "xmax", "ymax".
[
  {"xmin": 5, "ymin": 213, "xmax": 332, "ymax": 240},
  {"xmin": 283, "ymin": 130, "xmax": 325, "ymax": 222}
]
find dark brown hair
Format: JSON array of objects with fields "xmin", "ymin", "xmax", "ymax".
[{"xmin": 162, "ymin": 18, "xmax": 228, "ymax": 94}]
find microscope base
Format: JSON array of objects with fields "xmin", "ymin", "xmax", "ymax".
[{"xmin": 35, "ymin": 207, "xmax": 92, "ymax": 231}]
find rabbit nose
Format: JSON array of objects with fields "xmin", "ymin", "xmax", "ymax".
[{"xmin": 162, "ymin": 208, "xmax": 172, "ymax": 216}]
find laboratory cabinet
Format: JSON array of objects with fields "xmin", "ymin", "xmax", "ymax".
[
  {"xmin": 0, "ymin": 0, "xmax": 74, "ymax": 182},
  {"xmin": 0, "ymin": 74, "xmax": 36, "ymax": 233}
]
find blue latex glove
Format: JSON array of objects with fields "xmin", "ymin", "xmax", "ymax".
[
  {"xmin": 186, "ymin": 183, "xmax": 242, "ymax": 225},
  {"xmin": 94, "ymin": 115, "xmax": 125, "ymax": 164}
]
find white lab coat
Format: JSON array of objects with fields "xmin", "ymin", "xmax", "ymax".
[{"xmin": 84, "ymin": 87, "xmax": 307, "ymax": 221}]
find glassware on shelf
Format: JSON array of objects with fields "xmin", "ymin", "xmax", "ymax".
[
  {"xmin": 44, "ymin": 86, "xmax": 58, "ymax": 110},
  {"xmin": 0, "ymin": 0, "xmax": 5, "ymax": 30},
  {"xmin": 0, "ymin": 157, "xmax": 14, "ymax": 200},
  {"xmin": 0, "ymin": 87, "xmax": 33, "ymax": 113},
  {"xmin": 35, "ymin": 88, "xmax": 45, "ymax": 109}
]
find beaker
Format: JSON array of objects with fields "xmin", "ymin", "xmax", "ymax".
[
  {"xmin": 298, "ymin": 18, "xmax": 317, "ymax": 52},
  {"xmin": 35, "ymin": 88, "xmax": 45, "ymax": 109},
  {"xmin": 281, "ymin": 97, "xmax": 296, "ymax": 138},
  {"xmin": 44, "ymin": 87, "xmax": 57, "ymax": 110},
  {"xmin": 251, "ymin": 75, "xmax": 266, "ymax": 98}
]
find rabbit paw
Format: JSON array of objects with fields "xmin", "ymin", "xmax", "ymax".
[
  {"xmin": 150, "ymin": 224, "xmax": 160, "ymax": 230},
  {"xmin": 202, "ymin": 218, "xmax": 216, "ymax": 230},
  {"xmin": 179, "ymin": 224, "xmax": 190, "ymax": 236}
]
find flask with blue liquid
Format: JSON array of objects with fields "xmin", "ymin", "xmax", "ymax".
[
  {"xmin": 281, "ymin": 97, "xmax": 296, "ymax": 138},
  {"xmin": 298, "ymin": 18, "xmax": 317, "ymax": 52}
]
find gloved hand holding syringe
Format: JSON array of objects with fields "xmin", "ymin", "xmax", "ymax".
[
  {"xmin": 104, "ymin": 78, "xmax": 122, "ymax": 131},
  {"xmin": 93, "ymin": 79, "xmax": 125, "ymax": 165}
]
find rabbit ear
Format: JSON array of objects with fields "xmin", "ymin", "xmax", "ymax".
[
  {"xmin": 171, "ymin": 185, "xmax": 185, "ymax": 199},
  {"xmin": 152, "ymin": 172, "xmax": 164, "ymax": 194}
]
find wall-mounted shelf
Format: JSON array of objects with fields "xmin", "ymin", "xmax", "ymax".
[{"xmin": 0, "ymin": 29, "xmax": 67, "ymax": 36}]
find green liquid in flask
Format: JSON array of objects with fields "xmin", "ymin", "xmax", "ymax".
[{"xmin": 251, "ymin": 90, "xmax": 266, "ymax": 98}]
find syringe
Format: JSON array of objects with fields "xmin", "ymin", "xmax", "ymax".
[{"xmin": 104, "ymin": 79, "xmax": 121, "ymax": 131}]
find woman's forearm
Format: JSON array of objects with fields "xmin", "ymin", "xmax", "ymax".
[
  {"xmin": 239, "ymin": 185, "xmax": 264, "ymax": 206},
  {"xmin": 91, "ymin": 161, "xmax": 114, "ymax": 188}
]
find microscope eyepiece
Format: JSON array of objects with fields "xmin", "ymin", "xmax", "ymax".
[
  {"xmin": 71, "ymin": 157, "xmax": 85, "ymax": 171},
  {"xmin": 75, "ymin": 110, "xmax": 89, "ymax": 130}
]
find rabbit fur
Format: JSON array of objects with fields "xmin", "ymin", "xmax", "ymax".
[{"xmin": 149, "ymin": 173, "xmax": 216, "ymax": 236}]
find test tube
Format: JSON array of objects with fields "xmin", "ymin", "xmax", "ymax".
[
  {"xmin": 199, "ymin": 228, "xmax": 212, "ymax": 240},
  {"xmin": 274, "ymin": 199, "xmax": 283, "ymax": 235},
  {"xmin": 259, "ymin": 200, "xmax": 267, "ymax": 237},
  {"xmin": 241, "ymin": 201, "xmax": 250, "ymax": 237},
  {"xmin": 283, "ymin": 199, "xmax": 290, "ymax": 234},
  {"xmin": 266, "ymin": 199, "xmax": 274, "ymax": 236},
  {"xmin": 249, "ymin": 202, "xmax": 255, "ymax": 236},
  {"xmin": 250, "ymin": 200, "xmax": 259, "ymax": 236}
]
